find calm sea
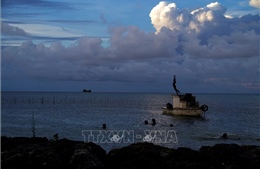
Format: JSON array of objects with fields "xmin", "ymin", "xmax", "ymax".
[{"xmin": 1, "ymin": 92, "xmax": 259, "ymax": 151}]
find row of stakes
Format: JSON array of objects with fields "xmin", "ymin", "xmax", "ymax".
[{"xmin": 102, "ymin": 118, "xmax": 174, "ymax": 129}]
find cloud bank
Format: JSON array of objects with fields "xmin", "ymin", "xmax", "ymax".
[
  {"xmin": 1, "ymin": 23, "xmax": 30, "ymax": 36},
  {"xmin": 2, "ymin": 1, "xmax": 260, "ymax": 92},
  {"xmin": 249, "ymin": 0, "xmax": 260, "ymax": 8}
]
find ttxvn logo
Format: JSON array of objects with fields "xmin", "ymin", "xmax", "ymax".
[{"xmin": 82, "ymin": 130, "xmax": 178, "ymax": 144}]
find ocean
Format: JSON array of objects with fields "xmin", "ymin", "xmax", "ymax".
[{"xmin": 1, "ymin": 92, "xmax": 259, "ymax": 151}]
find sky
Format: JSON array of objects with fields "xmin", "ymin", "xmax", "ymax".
[{"xmin": 1, "ymin": 0, "xmax": 260, "ymax": 93}]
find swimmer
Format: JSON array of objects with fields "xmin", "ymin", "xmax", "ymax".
[
  {"xmin": 152, "ymin": 118, "xmax": 156, "ymax": 126},
  {"xmin": 102, "ymin": 123, "xmax": 106, "ymax": 129},
  {"xmin": 222, "ymin": 133, "xmax": 228, "ymax": 139}
]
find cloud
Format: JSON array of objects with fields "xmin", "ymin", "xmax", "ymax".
[
  {"xmin": 249, "ymin": 0, "xmax": 260, "ymax": 8},
  {"xmin": 149, "ymin": 1, "xmax": 190, "ymax": 34},
  {"xmin": 108, "ymin": 26, "xmax": 179, "ymax": 60},
  {"xmin": 149, "ymin": 1, "xmax": 260, "ymax": 58},
  {"xmin": 183, "ymin": 30, "xmax": 259, "ymax": 58},
  {"xmin": 2, "ymin": 1, "xmax": 260, "ymax": 93},
  {"xmin": 1, "ymin": 22, "xmax": 30, "ymax": 36},
  {"xmin": 1, "ymin": 30, "xmax": 180, "ymax": 82},
  {"xmin": 149, "ymin": 2, "xmax": 228, "ymax": 34},
  {"xmin": 1, "ymin": 21, "xmax": 85, "ymax": 46},
  {"xmin": 7, "ymin": 23, "xmax": 83, "ymax": 38},
  {"xmin": 1, "ymin": 0, "xmax": 71, "ymax": 8}
]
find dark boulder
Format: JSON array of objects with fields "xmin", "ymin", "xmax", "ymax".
[
  {"xmin": 1, "ymin": 136, "xmax": 49, "ymax": 152},
  {"xmin": 106, "ymin": 142, "xmax": 174, "ymax": 169},
  {"xmin": 70, "ymin": 148, "xmax": 105, "ymax": 169},
  {"xmin": 199, "ymin": 144, "xmax": 260, "ymax": 169},
  {"xmin": 1, "ymin": 142, "xmax": 62, "ymax": 169},
  {"xmin": 1, "ymin": 137, "xmax": 106, "ymax": 169},
  {"xmin": 70, "ymin": 142, "xmax": 106, "ymax": 169},
  {"xmin": 162, "ymin": 147, "xmax": 208, "ymax": 169},
  {"xmin": 2, "ymin": 137, "xmax": 260, "ymax": 169}
]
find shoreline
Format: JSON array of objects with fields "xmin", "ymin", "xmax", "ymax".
[{"xmin": 1, "ymin": 136, "xmax": 260, "ymax": 169}]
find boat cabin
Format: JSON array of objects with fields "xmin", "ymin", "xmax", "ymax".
[{"xmin": 173, "ymin": 93, "xmax": 199, "ymax": 108}]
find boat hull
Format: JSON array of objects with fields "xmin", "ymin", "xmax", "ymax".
[
  {"xmin": 82, "ymin": 89, "xmax": 91, "ymax": 92},
  {"xmin": 162, "ymin": 107, "xmax": 204, "ymax": 117}
]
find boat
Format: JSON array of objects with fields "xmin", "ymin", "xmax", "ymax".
[
  {"xmin": 82, "ymin": 89, "xmax": 91, "ymax": 92},
  {"xmin": 162, "ymin": 93, "xmax": 208, "ymax": 117}
]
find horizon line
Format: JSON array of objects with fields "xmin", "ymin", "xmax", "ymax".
[{"xmin": 1, "ymin": 90, "xmax": 259, "ymax": 95}]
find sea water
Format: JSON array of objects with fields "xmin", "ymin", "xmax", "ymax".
[{"xmin": 1, "ymin": 92, "xmax": 259, "ymax": 151}]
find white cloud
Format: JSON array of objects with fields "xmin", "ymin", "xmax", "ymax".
[
  {"xmin": 150, "ymin": 1, "xmax": 228, "ymax": 33},
  {"xmin": 149, "ymin": 1, "xmax": 259, "ymax": 58},
  {"xmin": 249, "ymin": 0, "xmax": 260, "ymax": 8},
  {"xmin": 149, "ymin": 1, "xmax": 190, "ymax": 33}
]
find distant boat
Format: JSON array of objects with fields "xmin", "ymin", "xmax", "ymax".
[
  {"xmin": 162, "ymin": 93, "xmax": 208, "ymax": 117},
  {"xmin": 82, "ymin": 89, "xmax": 91, "ymax": 92}
]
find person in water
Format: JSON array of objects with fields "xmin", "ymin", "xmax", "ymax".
[
  {"xmin": 222, "ymin": 133, "xmax": 228, "ymax": 139},
  {"xmin": 152, "ymin": 118, "xmax": 156, "ymax": 126},
  {"xmin": 173, "ymin": 75, "xmax": 180, "ymax": 95},
  {"xmin": 102, "ymin": 123, "xmax": 107, "ymax": 129}
]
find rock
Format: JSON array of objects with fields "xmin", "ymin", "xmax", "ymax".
[
  {"xmin": 199, "ymin": 144, "xmax": 260, "ymax": 169},
  {"xmin": 1, "ymin": 137, "xmax": 106, "ymax": 169},
  {"xmin": 1, "ymin": 136, "xmax": 49, "ymax": 152},
  {"xmin": 1, "ymin": 137, "xmax": 260, "ymax": 169},
  {"xmin": 106, "ymin": 142, "xmax": 260, "ymax": 169},
  {"xmin": 70, "ymin": 149, "xmax": 105, "ymax": 169},
  {"xmin": 1, "ymin": 143, "xmax": 62, "ymax": 169},
  {"xmin": 70, "ymin": 143, "xmax": 106, "ymax": 169},
  {"xmin": 106, "ymin": 142, "xmax": 174, "ymax": 169},
  {"xmin": 162, "ymin": 147, "xmax": 208, "ymax": 169}
]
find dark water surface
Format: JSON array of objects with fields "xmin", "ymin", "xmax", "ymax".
[{"xmin": 1, "ymin": 92, "xmax": 259, "ymax": 151}]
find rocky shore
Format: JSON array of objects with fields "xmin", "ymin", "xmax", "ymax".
[{"xmin": 1, "ymin": 136, "xmax": 260, "ymax": 169}]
